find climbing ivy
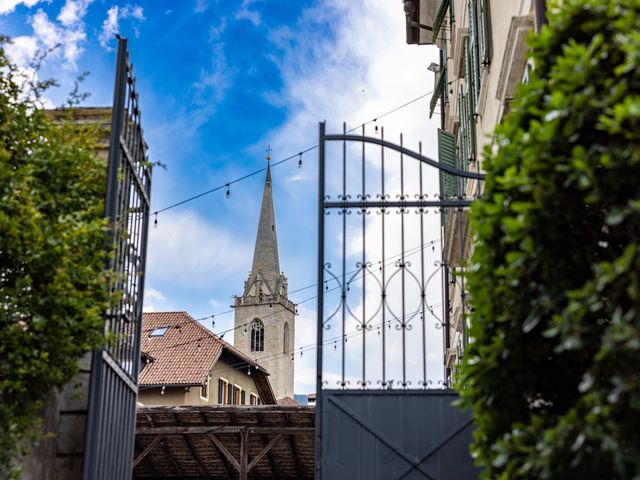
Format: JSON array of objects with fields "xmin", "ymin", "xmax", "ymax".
[
  {"xmin": 459, "ymin": 0, "xmax": 640, "ymax": 478},
  {"xmin": 0, "ymin": 41, "xmax": 110, "ymax": 475}
]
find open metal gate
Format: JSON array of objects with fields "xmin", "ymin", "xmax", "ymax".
[
  {"xmin": 83, "ymin": 38, "xmax": 152, "ymax": 479},
  {"xmin": 315, "ymin": 122, "xmax": 482, "ymax": 479}
]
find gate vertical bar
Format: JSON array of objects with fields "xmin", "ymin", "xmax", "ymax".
[
  {"xmin": 380, "ymin": 127, "xmax": 386, "ymax": 388},
  {"xmin": 419, "ymin": 142, "xmax": 427, "ymax": 387},
  {"xmin": 400, "ymin": 133, "xmax": 407, "ymax": 387},
  {"xmin": 83, "ymin": 37, "xmax": 151, "ymax": 480},
  {"xmin": 315, "ymin": 121, "xmax": 326, "ymax": 479},
  {"xmin": 360, "ymin": 123, "xmax": 366, "ymax": 387},
  {"xmin": 443, "ymin": 263, "xmax": 451, "ymax": 384},
  {"xmin": 83, "ymin": 36, "xmax": 127, "ymax": 480}
]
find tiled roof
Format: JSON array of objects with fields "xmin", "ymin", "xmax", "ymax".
[
  {"xmin": 277, "ymin": 396, "xmax": 300, "ymax": 406},
  {"xmin": 139, "ymin": 312, "xmax": 277, "ymax": 405},
  {"xmin": 140, "ymin": 312, "xmax": 223, "ymax": 387}
]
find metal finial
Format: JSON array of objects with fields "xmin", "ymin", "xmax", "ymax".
[{"xmin": 266, "ymin": 144, "xmax": 272, "ymax": 162}]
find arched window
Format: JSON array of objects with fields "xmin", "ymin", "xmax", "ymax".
[
  {"xmin": 283, "ymin": 322, "xmax": 290, "ymax": 355},
  {"xmin": 251, "ymin": 319, "xmax": 264, "ymax": 352}
]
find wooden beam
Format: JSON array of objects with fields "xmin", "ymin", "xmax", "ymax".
[
  {"xmin": 285, "ymin": 412, "xmax": 305, "ymax": 479},
  {"xmin": 138, "ymin": 405, "xmax": 313, "ymax": 415},
  {"xmin": 137, "ymin": 425, "xmax": 314, "ymax": 435},
  {"xmin": 173, "ymin": 412, "xmax": 211, "ymax": 478},
  {"xmin": 144, "ymin": 413, "xmax": 184, "ymax": 477},
  {"xmin": 209, "ymin": 434, "xmax": 240, "ymax": 472},
  {"xmin": 202, "ymin": 412, "xmax": 234, "ymax": 478},
  {"xmin": 256, "ymin": 412, "xmax": 279, "ymax": 478},
  {"xmin": 239, "ymin": 430, "xmax": 249, "ymax": 480},
  {"xmin": 133, "ymin": 435, "xmax": 163, "ymax": 468},
  {"xmin": 248, "ymin": 434, "xmax": 283, "ymax": 472}
]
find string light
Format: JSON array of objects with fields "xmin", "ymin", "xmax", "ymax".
[{"xmin": 150, "ymin": 91, "xmax": 434, "ymax": 218}]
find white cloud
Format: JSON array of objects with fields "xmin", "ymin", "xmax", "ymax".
[
  {"xmin": 5, "ymin": 35, "xmax": 38, "ymax": 66},
  {"xmin": 146, "ymin": 210, "xmax": 253, "ymax": 291},
  {"xmin": 57, "ymin": 0, "xmax": 92, "ymax": 27},
  {"xmin": 31, "ymin": 10, "xmax": 60, "ymax": 48},
  {"xmin": 145, "ymin": 288, "xmax": 166, "ymax": 302},
  {"xmin": 0, "ymin": 0, "xmax": 42, "ymax": 15},
  {"xmin": 99, "ymin": 3, "xmax": 144, "ymax": 50},
  {"xmin": 99, "ymin": 5, "xmax": 118, "ymax": 48},
  {"xmin": 5, "ymin": 3, "xmax": 92, "ymax": 72},
  {"xmin": 143, "ymin": 287, "xmax": 166, "ymax": 312},
  {"xmin": 235, "ymin": 0, "xmax": 261, "ymax": 27},
  {"xmin": 194, "ymin": 42, "xmax": 233, "ymax": 105}
]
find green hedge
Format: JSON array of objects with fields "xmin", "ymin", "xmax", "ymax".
[
  {"xmin": 459, "ymin": 1, "xmax": 640, "ymax": 478},
  {"xmin": 0, "ymin": 43, "xmax": 109, "ymax": 475}
]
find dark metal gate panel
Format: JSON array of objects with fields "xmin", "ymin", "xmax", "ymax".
[
  {"xmin": 315, "ymin": 122, "xmax": 483, "ymax": 479},
  {"xmin": 83, "ymin": 37, "xmax": 152, "ymax": 480},
  {"xmin": 321, "ymin": 390, "xmax": 477, "ymax": 480}
]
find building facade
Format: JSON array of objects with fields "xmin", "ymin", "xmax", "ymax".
[
  {"xmin": 138, "ymin": 311, "xmax": 277, "ymax": 406},
  {"xmin": 233, "ymin": 161, "xmax": 296, "ymax": 400},
  {"xmin": 404, "ymin": 0, "xmax": 546, "ymax": 381}
]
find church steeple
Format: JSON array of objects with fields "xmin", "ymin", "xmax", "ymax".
[
  {"xmin": 234, "ymin": 146, "xmax": 296, "ymax": 400},
  {"xmin": 245, "ymin": 147, "xmax": 281, "ymax": 296}
]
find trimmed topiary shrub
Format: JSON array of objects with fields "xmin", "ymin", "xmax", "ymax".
[{"xmin": 459, "ymin": 1, "xmax": 640, "ymax": 478}]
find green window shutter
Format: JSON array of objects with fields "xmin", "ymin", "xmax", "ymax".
[
  {"xmin": 432, "ymin": 0, "xmax": 451, "ymax": 42},
  {"xmin": 429, "ymin": 66, "xmax": 447, "ymax": 119},
  {"xmin": 481, "ymin": 0, "xmax": 492, "ymax": 64},
  {"xmin": 442, "ymin": 41, "xmax": 449, "ymax": 105},
  {"xmin": 438, "ymin": 128, "xmax": 457, "ymax": 226},
  {"xmin": 438, "ymin": 128, "xmax": 457, "ymax": 199}
]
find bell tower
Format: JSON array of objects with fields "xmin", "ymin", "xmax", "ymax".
[{"xmin": 233, "ymin": 150, "xmax": 295, "ymax": 400}]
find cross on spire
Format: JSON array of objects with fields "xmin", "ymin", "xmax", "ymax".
[{"xmin": 266, "ymin": 144, "xmax": 272, "ymax": 162}]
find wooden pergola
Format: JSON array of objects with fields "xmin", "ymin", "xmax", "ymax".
[{"xmin": 134, "ymin": 405, "xmax": 315, "ymax": 479}]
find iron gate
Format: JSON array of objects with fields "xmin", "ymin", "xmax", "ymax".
[
  {"xmin": 83, "ymin": 38, "xmax": 152, "ymax": 479},
  {"xmin": 315, "ymin": 122, "xmax": 482, "ymax": 479}
]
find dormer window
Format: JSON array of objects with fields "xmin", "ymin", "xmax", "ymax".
[{"xmin": 149, "ymin": 326, "xmax": 169, "ymax": 337}]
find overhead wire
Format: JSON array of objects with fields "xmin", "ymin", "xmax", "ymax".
[
  {"xmin": 151, "ymin": 90, "xmax": 435, "ymax": 218},
  {"xmin": 194, "ymin": 237, "xmax": 441, "ymax": 324},
  {"xmin": 159, "ymin": 237, "xmax": 443, "ymax": 351}
]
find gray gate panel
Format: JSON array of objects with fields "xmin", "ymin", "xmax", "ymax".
[{"xmin": 321, "ymin": 390, "xmax": 478, "ymax": 480}]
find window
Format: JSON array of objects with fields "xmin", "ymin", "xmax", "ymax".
[
  {"xmin": 201, "ymin": 376, "xmax": 209, "ymax": 400},
  {"xmin": 241, "ymin": 390, "xmax": 246, "ymax": 405},
  {"xmin": 468, "ymin": 0, "xmax": 492, "ymax": 104},
  {"xmin": 227, "ymin": 383, "xmax": 233, "ymax": 404},
  {"xmin": 283, "ymin": 322, "xmax": 290, "ymax": 355},
  {"xmin": 218, "ymin": 378, "xmax": 229, "ymax": 405},
  {"xmin": 149, "ymin": 326, "xmax": 169, "ymax": 337},
  {"xmin": 250, "ymin": 319, "xmax": 264, "ymax": 352},
  {"xmin": 230, "ymin": 385, "xmax": 242, "ymax": 405},
  {"xmin": 249, "ymin": 393, "xmax": 259, "ymax": 405}
]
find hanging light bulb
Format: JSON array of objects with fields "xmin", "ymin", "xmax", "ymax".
[
  {"xmin": 225, "ymin": 184, "xmax": 231, "ymax": 198},
  {"xmin": 298, "ymin": 152, "xmax": 303, "ymax": 168}
]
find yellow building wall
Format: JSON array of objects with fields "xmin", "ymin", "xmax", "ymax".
[
  {"xmin": 138, "ymin": 387, "xmax": 187, "ymax": 406},
  {"xmin": 137, "ymin": 358, "xmax": 263, "ymax": 406}
]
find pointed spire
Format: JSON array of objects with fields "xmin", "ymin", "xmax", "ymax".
[{"xmin": 245, "ymin": 147, "xmax": 280, "ymax": 295}]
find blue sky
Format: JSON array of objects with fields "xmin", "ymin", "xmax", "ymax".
[{"xmin": 1, "ymin": 0, "xmax": 443, "ymax": 393}]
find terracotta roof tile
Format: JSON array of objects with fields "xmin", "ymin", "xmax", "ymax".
[
  {"xmin": 277, "ymin": 396, "xmax": 300, "ymax": 406},
  {"xmin": 139, "ymin": 312, "xmax": 222, "ymax": 387}
]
